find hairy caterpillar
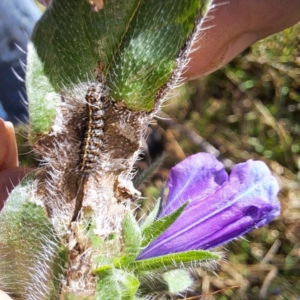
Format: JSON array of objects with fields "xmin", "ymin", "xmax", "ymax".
[
  {"xmin": 72, "ymin": 81, "xmax": 106, "ymax": 220},
  {"xmin": 80, "ymin": 82, "xmax": 105, "ymax": 176}
]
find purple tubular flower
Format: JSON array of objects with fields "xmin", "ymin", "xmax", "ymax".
[{"xmin": 137, "ymin": 153, "xmax": 280, "ymax": 260}]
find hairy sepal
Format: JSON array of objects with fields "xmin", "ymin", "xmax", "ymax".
[
  {"xmin": 140, "ymin": 197, "xmax": 161, "ymax": 232},
  {"xmin": 122, "ymin": 210, "xmax": 142, "ymax": 258},
  {"xmin": 140, "ymin": 202, "xmax": 189, "ymax": 249},
  {"xmin": 97, "ymin": 212, "xmax": 141, "ymax": 272}
]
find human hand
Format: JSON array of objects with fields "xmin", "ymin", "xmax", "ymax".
[
  {"xmin": 0, "ymin": 120, "xmax": 31, "ymax": 299},
  {"xmin": 182, "ymin": 0, "xmax": 300, "ymax": 79},
  {"xmin": 0, "ymin": 290, "xmax": 13, "ymax": 300},
  {"xmin": 0, "ymin": 119, "xmax": 31, "ymax": 210}
]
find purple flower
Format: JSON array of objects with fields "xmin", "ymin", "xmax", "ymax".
[{"xmin": 138, "ymin": 153, "xmax": 280, "ymax": 260}]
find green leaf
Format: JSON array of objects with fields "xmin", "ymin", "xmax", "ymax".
[
  {"xmin": 28, "ymin": 0, "xmax": 212, "ymax": 140},
  {"xmin": 107, "ymin": 0, "xmax": 206, "ymax": 110},
  {"xmin": 95, "ymin": 269, "xmax": 140, "ymax": 300},
  {"xmin": 108, "ymin": 211, "xmax": 142, "ymax": 270},
  {"xmin": 129, "ymin": 250, "xmax": 219, "ymax": 272},
  {"xmin": 26, "ymin": 43, "xmax": 60, "ymax": 143},
  {"xmin": 116, "ymin": 270, "xmax": 140, "ymax": 300},
  {"xmin": 140, "ymin": 197, "xmax": 161, "ymax": 232},
  {"xmin": 0, "ymin": 174, "xmax": 67, "ymax": 298},
  {"xmin": 96, "ymin": 273, "xmax": 121, "ymax": 300},
  {"xmin": 123, "ymin": 210, "xmax": 142, "ymax": 256},
  {"xmin": 141, "ymin": 201, "xmax": 188, "ymax": 248},
  {"xmin": 31, "ymin": 0, "xmax": 141, "ymax": 90},
  {"xmin": 28, "ymin": 0, "xmax": 141, "ymax": 141},
  {"xmin": 163, "ymin": 269, "xmax": 193, "ymax": 294}
]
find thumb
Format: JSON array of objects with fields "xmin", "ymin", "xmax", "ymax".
[{"xmin": 0, "ymin": 291, "xmax": 13, "ymax": 300}]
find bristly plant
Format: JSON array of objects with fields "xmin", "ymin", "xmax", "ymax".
[{"xmin": 0, "ymin": 1, "xmax": 281, "ymax": 299}]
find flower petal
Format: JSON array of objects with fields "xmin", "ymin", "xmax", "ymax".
[
  {"xmin": 159, "ymin": 153, "xmax": 228, "ymax": 218},
  {"xmin": 138, "ymin": 159, "xmax": 280, "ymax": 259}
]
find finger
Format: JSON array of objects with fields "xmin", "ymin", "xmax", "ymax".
[
  {"xmin": 0, "ymin": 119, "xmax": 18, "ymax": 171},
  {"xmin": 0, "ymin": 291, "xmax": 13, "ymax": 300},
  {"xmin": 184, "ymin": 0, "xmax": 300, "ymax": 80},
  {"xmin": 0, "ymin": 167, "xmax": 32, "ymax": 210},
  {"xmin": 37, "ymin": 0, "xmax": 51, "ymax": 6}
]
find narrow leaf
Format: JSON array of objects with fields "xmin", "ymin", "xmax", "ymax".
[
  {"xmin": 130, "ymin": 250, "xmax": 219, "ymax": 272},
  {"xmin": 133, "ymin": 154, "xmax": 165, "ymax": 189}
]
